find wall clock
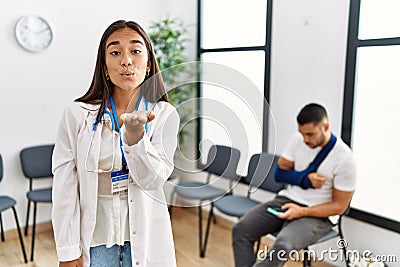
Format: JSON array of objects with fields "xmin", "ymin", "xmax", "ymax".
[{"xmin": 15, "ymin": 15, "xmax": 53, "ymax": 53}]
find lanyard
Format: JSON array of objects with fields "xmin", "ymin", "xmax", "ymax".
[{"xmin": 109, "ymin": 92, "xmax": 149, "ymax": 169}]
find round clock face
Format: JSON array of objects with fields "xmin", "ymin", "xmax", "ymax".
[{"xmin": 15, "ymin": 15, "xmax": 53, "ymax": 53}]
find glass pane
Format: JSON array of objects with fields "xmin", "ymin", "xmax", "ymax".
[
  {"xmin": 351, "ymin": 45, "xmax": 400, "ymax": 222},
  {"xmin": 202, "ymin": 0, "xmax": 267, "ymax": 48},
  {"xmin": 199, "ymin": 51, "xmax": 266, "ymax": 175},
  {"xmin": 359, "ymin": 0, "xmax": 400, "ymax": 39}
]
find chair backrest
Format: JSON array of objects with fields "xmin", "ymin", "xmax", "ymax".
[
  {"xmin": 245, "ymin": 152, "xmax": 284, "ymax": 193},
  {"xmin": 20, "ymin": 144, "xmax": 54, "ymax": 179},
  {"xmin": 0, "ymin": 154, "xmax": 3, "ymax": 183},
  {"xmin": 204, "ymin": 145, "xmax": 241, "ymax": 181}
]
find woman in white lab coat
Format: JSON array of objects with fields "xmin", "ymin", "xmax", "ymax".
[{"xmin": 52, "ymin": 20, "xmax": 179, "ymax": 267}]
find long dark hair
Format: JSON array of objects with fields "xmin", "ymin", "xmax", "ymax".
[{"xmin": 75, "ymin": 20, "xmax": 168, "ymax": 116}]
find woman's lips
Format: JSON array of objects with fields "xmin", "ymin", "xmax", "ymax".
[{"xmin": 121, "ymin": 72, "xmax": 134, "ymax": 78}]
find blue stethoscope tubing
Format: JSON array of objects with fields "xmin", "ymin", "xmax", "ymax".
[
  {"xmin": 93, "ymin": 92, "xmax": 149, "ymax": 132},
  {"xmin": 85, "ymin": 92, "xmax": 149, "ymax": 172}
]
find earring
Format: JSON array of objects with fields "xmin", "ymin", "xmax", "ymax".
[
  {"xmin": 146, "ymin": 70, "xmax": 150, "ymax": 77},
  {"xmin": 105, "ymin": 73, "xmax": 110, "ymax": 80}
]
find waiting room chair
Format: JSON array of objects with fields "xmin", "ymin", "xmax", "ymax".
[
  {"xmin": 212, "ymin": 152, "xmax": 283, "ymax": 218},
  {"xmin": 171, "ymin": 144, "xmax": 241, "ymax": 257},
  {"xmin": 297, "ymin": 207, "xmax": 351, "ymax": 267},
  {"xmin": 201, "ymin": 153, "xmax": 283, "ymax": 257},
  {"xmin": 20, "ymin": 144, "xmax": 54, "ymax": 261},
  {"xmin": 0, "ymin": 154, "xmax": 28, "ymax": 263}
]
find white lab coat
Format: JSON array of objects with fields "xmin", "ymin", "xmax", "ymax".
[{"xmin": 52, "ymin": 101, "xmax": 179, "ymax": 267}]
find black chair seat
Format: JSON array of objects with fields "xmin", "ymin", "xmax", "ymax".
[
  {"xmin": 315, "ymin": 229, "xmax": 338, "ymax": 243},
  {"xmin": 27, "ymin": 188, "xmax": 52, "ymax": 203},
  {"xmin": 0, "ymin": 196, "xmax": 17, "ymax": 212},
  {"xmin": 214, "ymin": 195, "xmax": 260, "ymax": 217},
  {"xmin": 175, "ymin": 182, "xmax": 226, "ymax": 200}
]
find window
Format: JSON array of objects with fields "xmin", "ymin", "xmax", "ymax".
[
  {"xmin": 343, "ymin": 0, "xmax": 400, "ymax": 232},
  {"xmin": 198, "ymin": 0, "xmax": 273, "ymax": 174},
  {"xmin": 201, "ymin": 0, "xmax": 267, "ymax": 48}
]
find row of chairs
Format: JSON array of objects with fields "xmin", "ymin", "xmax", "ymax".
[
  {"xmin": 0, "ymin": 144, "xmax": 54, "ymax": 263},
  {"xmin": 170, "ymin": 145, "xmax": 349, "ymax": 267}
]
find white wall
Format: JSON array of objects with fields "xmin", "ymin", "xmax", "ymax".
[
  {"xmin": 0, "ymin": 0, "xmax": 196, "ymax": 231},
  {"xmin": 2, "ymin": 0, "xmax": 399, "ymax": 266},
  {"xmin": 268, "ymin": 0, "xmax": 349, "ymax": 153}
]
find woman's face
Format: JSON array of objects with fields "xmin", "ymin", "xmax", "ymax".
[{"xmin": 105, "ymin": 27, "xmax": 150, "ymax": 93}]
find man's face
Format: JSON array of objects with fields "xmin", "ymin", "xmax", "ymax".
[{"xmin": 298, "ymin": 122, "xmax": 328, "ymax": 148}]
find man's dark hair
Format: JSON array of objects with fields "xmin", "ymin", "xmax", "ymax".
[{"xmin": 296, "ymin": 103, "xmax": 328, "ymax": 125}]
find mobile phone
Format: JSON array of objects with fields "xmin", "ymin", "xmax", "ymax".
[{"xmin": 267, "ymin": 207, "xmax": 286, "ymax": 216}]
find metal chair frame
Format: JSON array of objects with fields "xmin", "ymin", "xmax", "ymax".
[
  {"xmin": 0, "ymin": 154, "xmax": 28, "ymax": 263},
  {"xmin": 20, "ymin": 144, "xmax": 54, "ymax": 261},
  {"xmin": 170, "ymin": 144, "xmax": 241, "ymax": 257}
]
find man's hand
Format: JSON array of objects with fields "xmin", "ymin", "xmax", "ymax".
[
  {"xmin": 307, "ymin": 172, "xmax": 327, "ymax": 188},
  {"xmin": 59, "ymin": 257, "xmax": 82, "ymax": 267},
  {"xmin": 277, "ymin": 203, "xmax": 306, "ymax": 220}
]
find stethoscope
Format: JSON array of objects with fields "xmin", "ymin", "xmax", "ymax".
[{"xmin": 84, "ymin": 92, "xmax": 148, "ymax": 173}]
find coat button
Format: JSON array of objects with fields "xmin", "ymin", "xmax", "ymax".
[
  {"xmin": 132, "ymin": 230, "xmax": 136, "ymax": 235},
  {"xmin": 136, "ymin": 261, "xmax": 140, "ymax": 265}
]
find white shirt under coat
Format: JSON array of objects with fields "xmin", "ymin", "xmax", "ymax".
[
  {"xmin": 51, "ymin": 100, "xmax": 179, "ymax": 267},
  {"xmin": 91, "ymin": 113, "xmax": 130, "ymax": 248}
]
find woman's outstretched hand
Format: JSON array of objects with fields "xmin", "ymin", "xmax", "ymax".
[{"xmin": 121, "ymin": 111, "xmax": 155, "ymax": 145}]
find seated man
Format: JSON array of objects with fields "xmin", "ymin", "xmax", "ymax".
[{"xmin": 232, "ymin": 103, "xmax": 356, "ymax": 267}]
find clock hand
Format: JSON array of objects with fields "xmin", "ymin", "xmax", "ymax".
[
  {"xmin": 24, "ymin": 24, "xmax": 37, "ymax": 33},
  {"xmin": 24, "ymin": 24, "xmax": 49, "ymax": 35},
  {"xmin": 36, "ymin": 28, "xmax": 50, "ymax": 35}
]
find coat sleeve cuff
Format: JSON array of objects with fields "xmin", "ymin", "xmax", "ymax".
[
  {"xmin": 121, "ymin": 129, "xmax": 151, "ymax": 158},
  {"xmin": 56, "ymin": 244, "xmax": 81, "ymax": 262}
]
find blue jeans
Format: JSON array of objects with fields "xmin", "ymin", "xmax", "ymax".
[
  {"xmin": 232, "ymin": 196, "xmax": 333, "ymax": 267},
  {"xmin": 89, "ymin": 242, "xmax": 132, "ymax": 267}
]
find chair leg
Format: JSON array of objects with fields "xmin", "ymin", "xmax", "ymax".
[
  {"xmin": 200, "ymin": 203, "xmax": 214, "ymax": 258},
  {"xmin": 339, "ymin": 236, "xmax": 350, "ymax": 266},
  {"xmin": 342, "ymin": 244, "xmax": 350, "ymax": 267},
  {"xmin": 30, "ymin": 202, "xmax": 37, "ymax": 261},
  {"xmin": 338, "ymin": 221, "xmax": 350, "ymax": 267},
  {"xmin": 24, "ymin": 200, "xmax": 31, "ymax": 236},
  {"xmin": 303, "ymin": 249, "xmax": 308, "ymax": 267},
  {"xmin": 12, "ymin": 207, "xmax": 28, "ymax": 263},
  {"xmin": 212, "ymin": 211, "xmax": 217, "ymax": 224},
  {"xmin": 0, "ymin": 213, "xmax": 4, "ymax": 241},
  {"xmin": 168, "ymin": 189, "xmax": 176, "ymax": 218},
  {"xmin": 168, "ymin": 205, "xmax": 173, "ymax": 217},
  {"xmin": 198, "ymin": 205, "xmax": 203, "ymax": 257},
  {"xmin": 303, "ymin": 248, "xmax": 312, "ymax": 267}
]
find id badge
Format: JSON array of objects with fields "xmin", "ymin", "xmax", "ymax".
[{"xmin": 111, "ymin": 169, "xmax": 129, "ymax": 196}]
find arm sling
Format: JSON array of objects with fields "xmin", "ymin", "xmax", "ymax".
[{"xmin": 274, "ymin": 134, "xmax": 337, "ymax": 189}]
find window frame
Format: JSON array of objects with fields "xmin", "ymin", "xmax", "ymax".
[
  {"xmin": 196, "ymin": 0, "xmax": 273, "ymax": 170},
  {"xmin": 342, "ymin": 0, "xmax": 400, "ymax": 233}
]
